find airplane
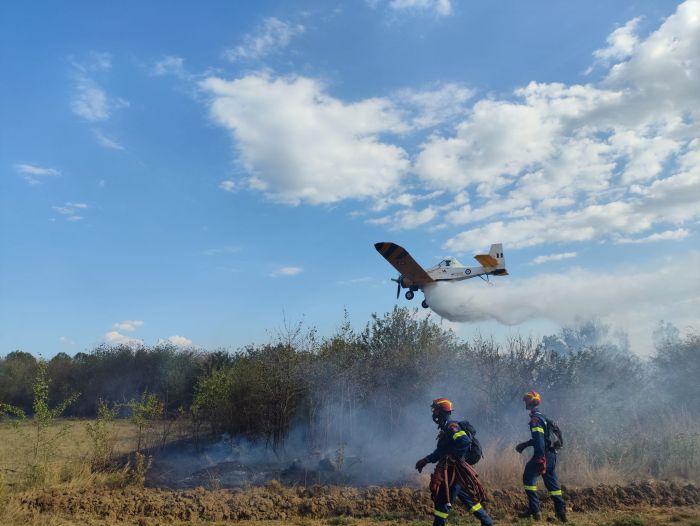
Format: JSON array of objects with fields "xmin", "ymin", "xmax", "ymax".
[{"xmin": 374, "ymin": 242, "xmax": 508, "ymax": 308}]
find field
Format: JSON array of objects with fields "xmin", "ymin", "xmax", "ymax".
[{"xmin": 1, "ymin": 421, "xmax": 699, "ymax": 526}]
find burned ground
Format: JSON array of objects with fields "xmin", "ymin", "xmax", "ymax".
[{"xmin": 16, "ymin": 481, "xmax": 699, "ymax": 523}]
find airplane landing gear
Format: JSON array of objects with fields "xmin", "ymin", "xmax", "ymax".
[
  {"xmin": 405, "ymin": 290, "xmax": 414, "ymax": 300},
  {"xmin": 421, "ymin": 299, "xmax": 429, "ymax": 309}
]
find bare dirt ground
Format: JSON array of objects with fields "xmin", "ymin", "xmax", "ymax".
[{"xmin": 7, "ymin": 480, "xmax": 698, "ymax": 525}]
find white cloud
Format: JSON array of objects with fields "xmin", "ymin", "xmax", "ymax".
[
  {"xmin": 53, "ymin": 202, "xmax": 88, "ymax": 222},
  {"xmin": 592, "ymin": 17, "xmax": 642, "ymax": 64},
  {"xmin": 71, "ymin": 78, "xmax": 110, "ymax": 121},
  {"xmin": 271, "ymin": 266, "xmax": 304, "ymax": 277},
  {"xmin": 531, "ymin": 252, "xmax": 577, "ymax": 265},
  {"xmin": 15, "ymin": 163, "xmax": 61, "ymax": 184},
  {"xmin": 424, "ymin": 250, "xmax": 700, "ymax": 354},
  {"xmin": 71, "ymin": 53, "xmax": 128, "ymax": 122},
  {"xmin": 59, "ymin": 336, "xmax": 75, "ymax": 345},
  {"xmin": 430, "ymin": 1, "xmax": 700, "ymax": 252},
  {"xmin": 389, "ymin": 0, "xmax": 453, "ymax": 16},
  {"xmin": 219, "ymin": 180, "xmax": 236, "ymax": 192},
  {"xmin": 368, "ymin": 206, "xmax": 438, "ymax": 230},
  {"xmin": 201, "ymin": 73, "xmax": 409, "ymax": 204},
  {"xmin": 166, "ymin": 335, "xmax": 193, "ymax": 346},
  {"xmin": 94, "ymin": 129, "xmax": 125, "ymax": 150},
  {"xmin": 616, "ymin": 228, "xmax": 689, "ymax": 244},
  {"xmin": 152, "ymin": 55, "xmax": 185, "ymax": 76},
  {"xmin": 225, "ymin": 17, "xmax": 304, "ymax": 62},
  {"xmin": 395, "ymin": 83, "xmax": 474, "ymax": 129},
  {"xmin": 112, "ymin": 320, "xmax": 144, "ymax": 332},
  {"xmin": 105, "ymin": 331, "xmax": 143, "ymax": 346}
]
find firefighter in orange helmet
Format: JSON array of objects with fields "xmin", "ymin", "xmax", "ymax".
[
  {"xmin": 515, "ymin": 390, "xmax": 567, "ymax": 522},
  {"xmin": 415, "ymin": 398, "xmax": 494, "ymax": 526}
]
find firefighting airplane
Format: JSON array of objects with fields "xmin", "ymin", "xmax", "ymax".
[{"xmin": 374, "ymin": 242, "xmax": 508, "ymax": 308}]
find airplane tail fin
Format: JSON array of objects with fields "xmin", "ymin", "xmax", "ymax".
[
  {"xmin": 474, "ymin": 243, "xmax": 508, "ymax": 275},
  {"xmin": 489, "ymin": 243, "xmax": 508, "ymax": 276}
]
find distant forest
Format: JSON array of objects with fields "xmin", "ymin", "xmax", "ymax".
[{"xmin": 1, "ymin": 307, "xmax": 698, "ymax": 479}]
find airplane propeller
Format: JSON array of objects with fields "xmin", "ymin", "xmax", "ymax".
[{"xmin": 390, "ymin": 275, "xmax": 402, "ymax": 299}]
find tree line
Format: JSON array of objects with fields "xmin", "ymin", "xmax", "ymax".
[{"xmin": 1, "ymin": 308, "xmax": 698, "ymax": 469}]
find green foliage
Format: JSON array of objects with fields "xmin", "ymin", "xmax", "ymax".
[
  {"xmin": 85, "ymin": 399, "xmax": 118, "ymax": 470},
  {"xmin": 21, "ymin": 361, "xmax": 79, "ymax": 487},
  {"xmin": 125, "ymin": 391, "xmax": 164, "ymax": 452}
]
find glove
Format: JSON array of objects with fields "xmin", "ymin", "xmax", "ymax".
[
  {"xmin": 415, "ymin": 457, "xmax": 429, "ymax": 473},
  {"xmin": 515, "ymin": 442, "xmax": 528, "ymax": 454},
  {"xmin": 535, "ymin": 456, "xmax": 547, "ymax": 475}
]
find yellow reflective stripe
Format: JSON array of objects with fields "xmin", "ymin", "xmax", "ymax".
[
  {"xmin": 433, "ymin": 509, "xmax": 449, "ymax": 518},
  {"xmin": 531, "ymin": 426, "xmax": 545, "ymax": 433},
  {"xmin": 549, "ymin": 489, "xmax": 563, "ymax": 496},
  {"xmin": 524, "ymin": 485, "xmax": 538, "ymax": 491},
  {"xmin": 470, "ymin": 502, "xmax": 483, "ymax": 513},
  {"xmin": 452, "ymin": 430, "xmax": 467, "ymax": 440}
]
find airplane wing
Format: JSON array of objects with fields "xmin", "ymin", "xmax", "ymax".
[
  {"xmin": 474, "ymin": 254, "xmax": 498, "ymax": 267},
  {"xmin": 374, "ymin": 242, "xmax": 434, "ymax": 286}
]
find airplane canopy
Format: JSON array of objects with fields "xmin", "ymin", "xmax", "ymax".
[{"xmin": 437, "ymin": 257, "xmax": 463, "ymax": 268}]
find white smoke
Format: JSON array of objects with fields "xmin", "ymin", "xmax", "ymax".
[{"xmin": 423, "ymin": 250, "xmax": 700, "ymax": 352}]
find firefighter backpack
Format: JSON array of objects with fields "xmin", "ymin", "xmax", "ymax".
[
  {"xmin": 544, "ymin": 417, "xmax": 564, "ymax": 451},
  {"xmin": 458, "ymin": 420, "xmax": 483, "ymax": 465}
]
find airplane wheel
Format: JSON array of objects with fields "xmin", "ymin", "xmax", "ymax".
[
  {"xmin": 421, "ymin": 300, "xmax": 429, "ymax": 309},
  {"xmin": 405, "ymin": 290, "xmax": 414, "ymax": 300}
]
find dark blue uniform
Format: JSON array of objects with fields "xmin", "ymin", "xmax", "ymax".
[
  {"xmin": 522, "ymin": 410, "xmax": 565, "ymax": 517},
  {"xmin": 425, "ymin": 420, "xmax": 493, "ymax": 526}
]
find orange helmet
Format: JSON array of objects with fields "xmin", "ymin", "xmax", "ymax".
[
  {"xmin": 431, "ymin": 398, "xmax": 454, "ymax": 414},
  {"xmin": 522, "ymin": 390, "xmax": 541, "ymax": 407}
]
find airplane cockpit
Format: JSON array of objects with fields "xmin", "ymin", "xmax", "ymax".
[{"xmin": 436, "ymin": 257, "xmax": 463, "ymax": 268}]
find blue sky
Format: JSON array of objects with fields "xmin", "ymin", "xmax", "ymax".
[{"xmin": 1, "ymin": 0, "xmax": 698, "ymax": 356}]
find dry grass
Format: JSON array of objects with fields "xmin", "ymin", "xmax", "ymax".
[
  {"xmin": 0, "ymin": 418, "xmax": 188, "ymax": 491},
  {"xmin": 0, "ymin": 504, "xmax": 698, "ymax": 526},
  {"xmin": 476, "ymin": 442, "xmax": 629, "ymax": 488}
]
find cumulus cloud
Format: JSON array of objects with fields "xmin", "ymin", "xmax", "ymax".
[
  {"xmin": 395, "ymin": 83, "xmax": 474, "ymax": 129},
  {"xmin": 112, "ymin": 320, "xmax": 144, "ymax": 332},
  {"xmin": 105, "ymin": 331, "xmax": 143, "ymax": 346},
  {"xmin": 271, "ymin": 266, "xmax": 304, "ymax": 277},
  {"xmin": 389, "ymin": 0, "xmax": 452, "ymax": 16},
  {"xmin": 15, "ymin": 163, "xmax": 61, "ymax": 184},
  {"xmin": 201, "ymin": 73, "xmax": 409, "ymax": 204},
  {"xmin": 166, "ymin": 335, "xmax": 193, "ymax": 346},
  {"xmin": 431, "ymin": 1, "xmax": 700, "ymax": 252},
  {"xmin": 225, "ymin": 17, "xmax": 304, "ymax": 62},
  {"xmin": 531, "ymin": 252, "xmax": 577, "ymax": 265},
  {"xmin": 592, "ymin": 17, "xmax": 642, "ymax": 65},
  {"xmin": 424, "ymin": 250, "xmax": 700, "ymax": 354}
]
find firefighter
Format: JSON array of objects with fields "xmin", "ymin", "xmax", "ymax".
[
  {"xmin": 415, "ymin": 398, "xmax": 494, "ymax": 526},
  {"xmin": 515, "ymin": 390, "xmax": 567, "ymax": 522}
]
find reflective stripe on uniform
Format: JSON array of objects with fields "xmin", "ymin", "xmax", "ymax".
[
  {"xmin": 549, "ymin": 489, "xmax": 563, "ymax": 496},
  {"xmin": 433, "ymin": 509, "xmax": 449, "ymax": 518},
  {"xmin": 469, "ymin": 502, "xmax": 483, "ymax": 513},
  {"xmin": 531, "ymin": 426, "xmax": 545, "ymax": 433},
  {"xmin": 524, "ymin": 485, "xmax": 538, "ymax": 491},
  {"xmin": 452, "ymin": 430, "xmax": 467, "ymax": 440}
]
